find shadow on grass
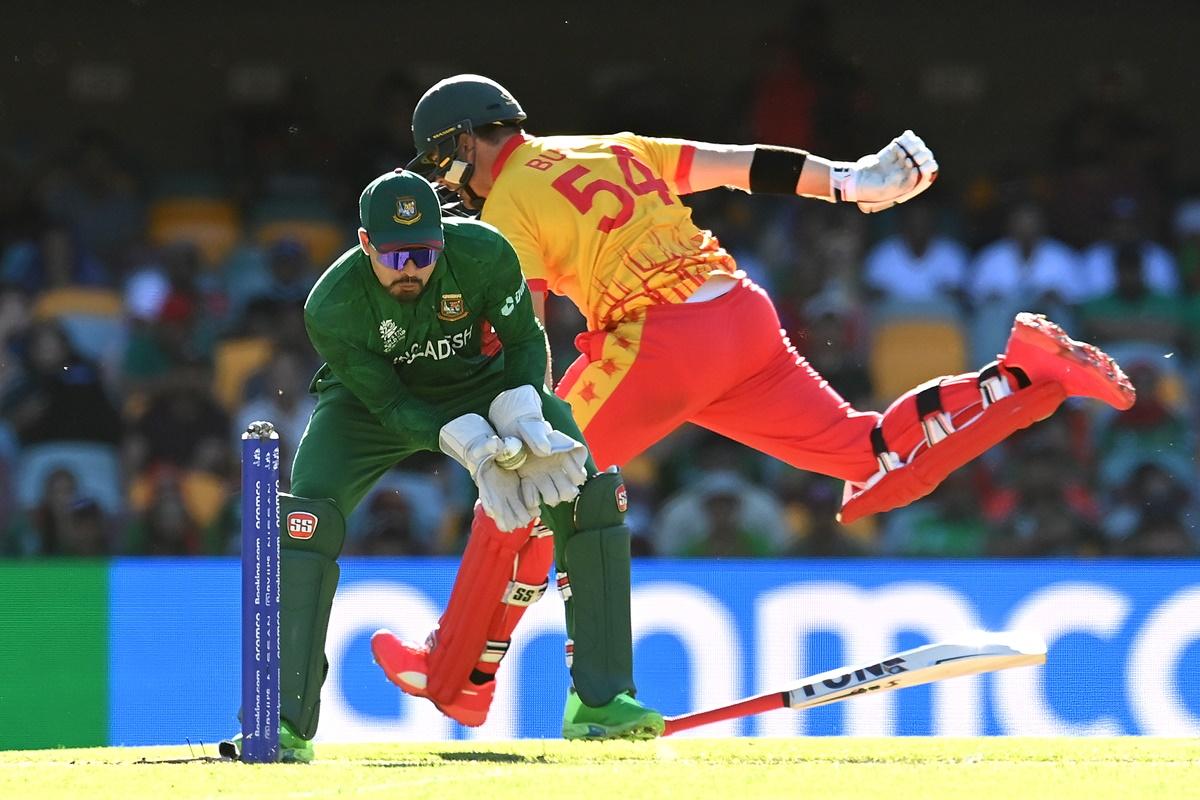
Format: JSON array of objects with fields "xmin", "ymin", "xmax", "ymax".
[
  {"xmin": 364, "ymin": 751, "xmax": 532, "ymax": 768},
  {"xmin": 437, "ymin": 752, "xmax": 529, "ymax": 763}
]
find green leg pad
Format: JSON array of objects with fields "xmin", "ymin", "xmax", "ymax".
[
  {"xmin": 562, "ymin": 525, "xmax": 635, "ymax": 707},
  {"xmin": 280, "ymin": 550, "xmax": 339, "ymax": 739},
  {"xmin": 278, "ymin": 494, "xmax": 345, "ymax": 740}
]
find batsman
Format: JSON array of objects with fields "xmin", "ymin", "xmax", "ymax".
[
  {"xmin": 378, "ymin": 74, "xmax": 1138, "ymax": 725},
  {"xmin": 226, "ymin": 170, "xmax": 662, "ymax": 762}
]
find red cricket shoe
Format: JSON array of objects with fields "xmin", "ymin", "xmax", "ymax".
[
  {"xmin": 1001, "ymin": 313, "xmax": 1136, "ymax": 411},
  {"xmin": 370, "ymin": 629, "xmax": 495, "ymax": 727}
]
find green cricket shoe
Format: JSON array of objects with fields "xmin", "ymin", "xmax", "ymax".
[
  {"xmin": 562, "ymin": 690, "xmax": 665, "ymax": 741},
  {"xmin": 217, "ymin": 719, "xmax": 315, "ymax": 764}
]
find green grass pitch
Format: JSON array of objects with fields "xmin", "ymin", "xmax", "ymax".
[{"xmin": 1, "ymin": 738, "xmax": 1197, "ymax": 800}]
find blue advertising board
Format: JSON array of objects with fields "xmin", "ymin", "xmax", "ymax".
[{"xmin": 108, "ymin": 559, "xmax": 1200, "ymax": 745}]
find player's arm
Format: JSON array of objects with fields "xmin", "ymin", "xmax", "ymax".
[
  {"xmin": 679, "ymin": 133, "xmax": 938, "ymax": 213},
  {"xmin": 481, "ymin": 233, "xmax": 588, "ymax": 507},
  {"xmin": 304, "ymin": 307, "xmax": 448, "ymax": 451},
  {"xmin": 483, "ymin": 233, "xmax": 550, "ymax": 392}
]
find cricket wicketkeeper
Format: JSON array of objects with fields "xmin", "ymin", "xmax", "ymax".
[{"xmin": 225, "ymin": 170, "xmax": 662, "ymax": 762}]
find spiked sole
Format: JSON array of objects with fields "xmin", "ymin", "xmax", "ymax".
[
  {"xmin": 1005, "ymin": 313, "xmax": 1136, "ymax": 411},
  {"xmin": 563, "ymin": 713, "xmax": 666, "ymax": 741}
]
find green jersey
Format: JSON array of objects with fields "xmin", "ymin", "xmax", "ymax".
[{"xmin": 303, "ymin": 218, "xmax": 547, "ymax": 451}]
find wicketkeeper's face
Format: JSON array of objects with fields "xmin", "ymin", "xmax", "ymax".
[{"xmin": 358, "ymin": 229, "xmax": 438, "ymax": 302}]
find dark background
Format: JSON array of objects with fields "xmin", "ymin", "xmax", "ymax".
[
  {"xmin": 4, "ymin": 1, "xmax": 1197, "ymax": 182},
  {"xmin": 1, "ymin": 0, "xmax": 1197, "ymax": 560}
]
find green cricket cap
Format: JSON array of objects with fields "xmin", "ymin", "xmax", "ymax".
[{"xmin": 358, "ymin": 169, "xmax": 444, "ymax": 251}]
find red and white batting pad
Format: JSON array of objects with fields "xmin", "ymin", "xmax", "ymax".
[
  {"xmin": 423, "ymin": 507, "xmax": 553, "ymax": 705},
  {"xmin": 840, "ymin": 377, "xmax": 1066, "ymax": 524}
]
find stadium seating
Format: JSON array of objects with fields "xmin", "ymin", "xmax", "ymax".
[
  {"xmin": 868, "ymin": 302, "xmax": 969, "ymax": 401},
  {"xmin": 147, "ymin": 197, "xmax": 241, "ymax": 266},
  {"xmin": 252, "ymin": 198, "xmax": 349, "ymax": 264},
  {"xmin": 213, "ymin": 336, "xmax": 274, "ymax": 410},
  {"xmin": 128, "ymin": 468, "xmax": 229, "ymax": 528},
  {"xmin": 15, "ymin": 441, "xmax": 124, "ymax": 515},
  {"xmin": 31, "ymin": 287, "xmax": 127, "ymax": 365}
]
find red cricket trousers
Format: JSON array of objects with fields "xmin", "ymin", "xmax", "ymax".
[{"xmin": 556, "ymin": 278, "xmax": 880, "ymax": 482}]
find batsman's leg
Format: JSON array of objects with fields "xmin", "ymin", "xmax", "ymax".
[
  {"xmin": 838, "ymin": 313, "xmax": 1135, "ymax": 522},
  {"xmin": 371, "ymin": 506, "xmax": 554, "ymax": 726}
]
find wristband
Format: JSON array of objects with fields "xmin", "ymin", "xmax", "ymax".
[
  {"xmin": 829, "ymin": 164, "xmax": 857, "ymax": 203},
  {"xmin": 749, "ymin": 146, "xmax": 808, "ymax": 194}
]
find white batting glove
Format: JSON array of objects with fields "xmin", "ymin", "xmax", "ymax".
[
  {"xmin": 488, "ymin": 385, "xmax": 555, "ymax": 457},
  {"xmin": 438, "ymin": 414, "xmax": 538, "ymax": 531},
  {"xmin": 514, "ymin": 430, "xmax": 589, "ymax": 509},
  {"xmin": 830, "ymin": 130, "xmax": 938, "ymax": 213}
]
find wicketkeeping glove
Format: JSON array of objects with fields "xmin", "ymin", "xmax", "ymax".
[
  {"xmin": 829, "ymin": 130, "xmax": 938, "ymax": 213},
  {"xmin": 488, "ymin": 385, "xmax": 555, "ymax": 458},
  {"xmin": 513, "ymin": 430, "xmax": 589, "ymax": 509},
  {"xmin": 438, "ymin": 413, "xmax": 539, "ymax": 531}
]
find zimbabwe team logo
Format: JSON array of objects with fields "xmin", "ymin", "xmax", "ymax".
[
  {"xmin": 393, "ymin": 196, "xmax": 421, "ymax": 225},
  {"xmin": 287, "ymin": 511, "xmax": 319, "ymax": 540},
  {"xmin": 438, "ymin": 293, "xmax": 468, "ymax": 321}
]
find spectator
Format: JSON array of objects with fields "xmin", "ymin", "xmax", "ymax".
[
  {"xmin": 1171, "ymin": 199, "xmax": 1200, "ymax": 357},
  {"xmin": 1079, "ymin": 197, "xmax": 1178, "ymax": 301},
  {"xmin": 748, "ymin": 0, "xmax": 873, "ymax": 155},
  {"xmin": 1104, "ymin": 461, "xmax": 1196, "ymax": 556},
  {"xmin": 224, "ymin": 238, "xmax": 319, "ymax": 321},
  {"xmin": 34, "ymin": 129, "xmax": 145, "ymax": 270},
  {"xmin": 122, "ymin": 242, "xmax": 226, "ymax": 388},
  {"xmin": 1094, "ymin": 360, "xmax": 1193, "ymax": 491},
  {"xmin": 4, "ymin": 469, "xmax": 111, "ymax": 556},
  {"xmin": 125, "ymin": 367, "xmax": 231, "ymax": 476},
  {"xmin": 0, "ymin": 320, "xmax": 123, "ymax": 448},
  {"xmin": 0, "ymin": 221, "xmax": 109, "ymax": 294},
  {"xmin": 0, "ymin": 282, "xmax": 33, "ymax": 401},
  {"xmin": 124, "ymin": 468, "xmax": 204, "ymax": 555},
  {"xmin": 347, "ymin": 491, "xmax": 429, "ymax": 556},
  {"xmin": 881, "ymin": 469, "xmax": 991, "ymax": 557},
  {"xmin": 776, "ymin": 471, "xmax": 871, "ymax": 556},
  {"xmin": 967, "ymin": 200, "xmax": 1084, "ymax": 308},
  {"xmin": 986, "ymin": 434, "xmax": 1104, "ymax": 556},
  {"xmin": 862, "ymin": 204, "xmax": 968, "ymax": 305},
  {"xmin": 653, "ymin": 471, "xmax": 790, "ymax": 557},
  {"xmin": 340, "ymin": 71, "xmax": 421, "ymax": 203},
  {"xmin": 1077, "ymin": 243, "xmax": 1187, "ymax": 350},
  {"xmin": 794, "ymin": 294, "xmax": 872, "ymax": 409},
  {"xmin": 234, "ymin": 347, "xmax": 317, "ymax": 484}
]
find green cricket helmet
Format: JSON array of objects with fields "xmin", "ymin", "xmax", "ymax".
[{"xmin": 407, "ymin": 74, "xmax": 526, "ymax": 184}]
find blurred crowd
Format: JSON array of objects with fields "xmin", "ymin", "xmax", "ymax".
[{"xmin": 1, "ymin": 45, "xmax": 1196, "ymax": 559}]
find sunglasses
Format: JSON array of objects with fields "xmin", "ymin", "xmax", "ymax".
[{"xmin": 376, "ymin": 246, "xmax": 439, "ymax": 269}]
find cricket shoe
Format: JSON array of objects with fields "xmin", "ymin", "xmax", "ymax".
[
  {"xmin": 562, "ymin": 689, "xmax": 665, "ymax": 741},
  {"xmin": 370, "ymin": 629, "xmax": 495, "ymax": 727},
  {"xmin": 1001, "ymin": 312, "xmax": 1135, "ymax": 411},
  {"xmin": 217, "ymin": 719, "xmax": 314, "ymax": 764}
]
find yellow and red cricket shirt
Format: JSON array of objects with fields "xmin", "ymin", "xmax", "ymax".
[
  {"xmin": 481, "ymin": 132, "xmax": 738, "ymax": 333},
  {"xmin": 481, "ymin": 132, "xmax": 880, "ymax": 479}
]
